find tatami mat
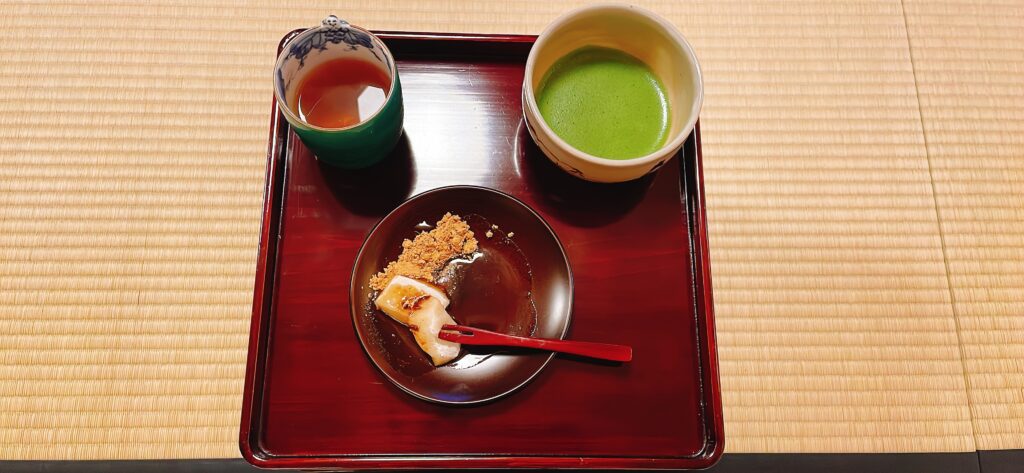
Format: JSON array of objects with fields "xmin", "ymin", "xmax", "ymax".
[
  {"xmin": 689, "ymin": 0, "xmax": 974, "ymax": 453},
  {"xmin": 904, "ymin": 0, "xmax": 1024, "ymax": 451},
  {"xmin": 0, "ymin": 0, "xmax": 1016, "ymax": 460}
]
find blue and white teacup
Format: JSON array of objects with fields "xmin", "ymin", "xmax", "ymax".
[{"xmin": 274, "ymin": 15, "xmax": 404, "ymax": 169}]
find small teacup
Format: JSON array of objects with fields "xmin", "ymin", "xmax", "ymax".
[
  {"xmin": 274, "ymin": 15, "xmax": 403, "ymax": 169},
  {"xmin": 523, "ymin": 4, "xmax": 703, "ymax": 183}
]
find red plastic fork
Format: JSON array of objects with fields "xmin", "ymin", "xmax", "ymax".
[{"xmin": 439, "ymin": 324, "xmax": 632, "ymax": 362}]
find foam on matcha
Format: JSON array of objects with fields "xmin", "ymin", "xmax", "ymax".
[{"xmin": 537, "ymin": 46, "xmax": 670, "ymax": 160}]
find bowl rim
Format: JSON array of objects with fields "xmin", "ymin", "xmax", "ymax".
[
  {"xmin": 523, "ymin": 3, "xmax": 704, "ymax": 168},
  {"xmin": 273, "ymin": 20, "xmax": 399, "ymax": 133},
  {"xmin": 348, "ymin": 185, "xmax": 575, "ymax": 405}
]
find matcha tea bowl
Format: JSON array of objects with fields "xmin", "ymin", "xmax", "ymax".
[
  {"xmin": 522, "ymin": 4, "xmax": 703, "ymax": 183},
  {"xmin": 274, "ymin": 15, "xmax": 403, "ymax": 169}
]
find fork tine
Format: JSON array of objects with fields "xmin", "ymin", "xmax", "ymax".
[
  {"xmin": 441, "ymin": 324, "xmax": 477, "ymax": 336},
  {"xmin": 437, "ymin": 331, "xmax": 466, "ymax": 343}
]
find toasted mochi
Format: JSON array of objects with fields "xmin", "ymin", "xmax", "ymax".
[
  {"xmin": 374, "ymin": 275, "xmax": 450, "ymax": 325},
  {"xmin": 407, "ymin": 297, "xmax": 461, "ymax": 366}
]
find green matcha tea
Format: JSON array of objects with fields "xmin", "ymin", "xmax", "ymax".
[{"xmin": 536, "ymin": 46, "xmax": 670, "ymax": 160}]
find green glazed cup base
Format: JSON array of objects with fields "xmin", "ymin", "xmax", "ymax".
[{"xmin": 292, "ymin": 78, "xmax": 405, "ymax": 170}]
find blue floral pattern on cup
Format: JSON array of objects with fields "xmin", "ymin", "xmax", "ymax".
[{"xmin": 287, "ymin": 15, "xmax": 382, "ymax": 67}]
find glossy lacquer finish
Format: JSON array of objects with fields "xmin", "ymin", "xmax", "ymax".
[{"xmin": 241, "ymin": 31, "xmax": 724, "ymax": 470}]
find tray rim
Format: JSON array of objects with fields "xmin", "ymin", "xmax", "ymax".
[{"xmin": 240, "ymin": 29, "xmax": 724, "ymax": 470}]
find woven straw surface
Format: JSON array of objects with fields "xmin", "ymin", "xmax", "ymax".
[
  {"xmin": 0, "ymin": 0, "xmax": 1018, "ymax": 459},
  {"xmin": 904, "ymin": 0, "xmax": 1024, "ymax": 451}
]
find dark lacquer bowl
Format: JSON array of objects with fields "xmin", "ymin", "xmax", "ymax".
[{"xmin": 350, "ymin": 186, "xmax": 573, "ymax": 405}]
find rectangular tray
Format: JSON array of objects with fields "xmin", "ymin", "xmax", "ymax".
[{"xmin": 241, "ymin": 31, "xmax": 723, "ymax": 470}]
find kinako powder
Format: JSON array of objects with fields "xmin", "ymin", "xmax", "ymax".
[{"xmin": 369, "ymin": 213, "xmax": 479, "ymax": 291}]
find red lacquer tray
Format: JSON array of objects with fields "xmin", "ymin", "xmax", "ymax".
[{"xmin": 240, "ymin": 31, "xmax": 723, "ymax": 470}]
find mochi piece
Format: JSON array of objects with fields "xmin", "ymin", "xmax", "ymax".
[
  {"xmin": 374, "ymin": 275, "xmax": 449, "ymax": 325},
  {"xmin": 407, "ymin": 296, "xmax": 461, "ymax": 366}
]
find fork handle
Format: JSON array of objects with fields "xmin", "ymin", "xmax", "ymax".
[
  {"xmin": 441, "ymin": 327, "xmax": 632, "ymax": 363},
  {"xmin": 508, "ymin": 337, "xmax": 633, "ymax": 362}
]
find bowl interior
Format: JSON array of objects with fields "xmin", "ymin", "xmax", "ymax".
[
  {"xmin": 350, "ymin": 186, "xmax": 573, "ymax": 404},
  {"xmin": 528, "ymin": 5, "xmax": 700, "ymax": 143}
]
